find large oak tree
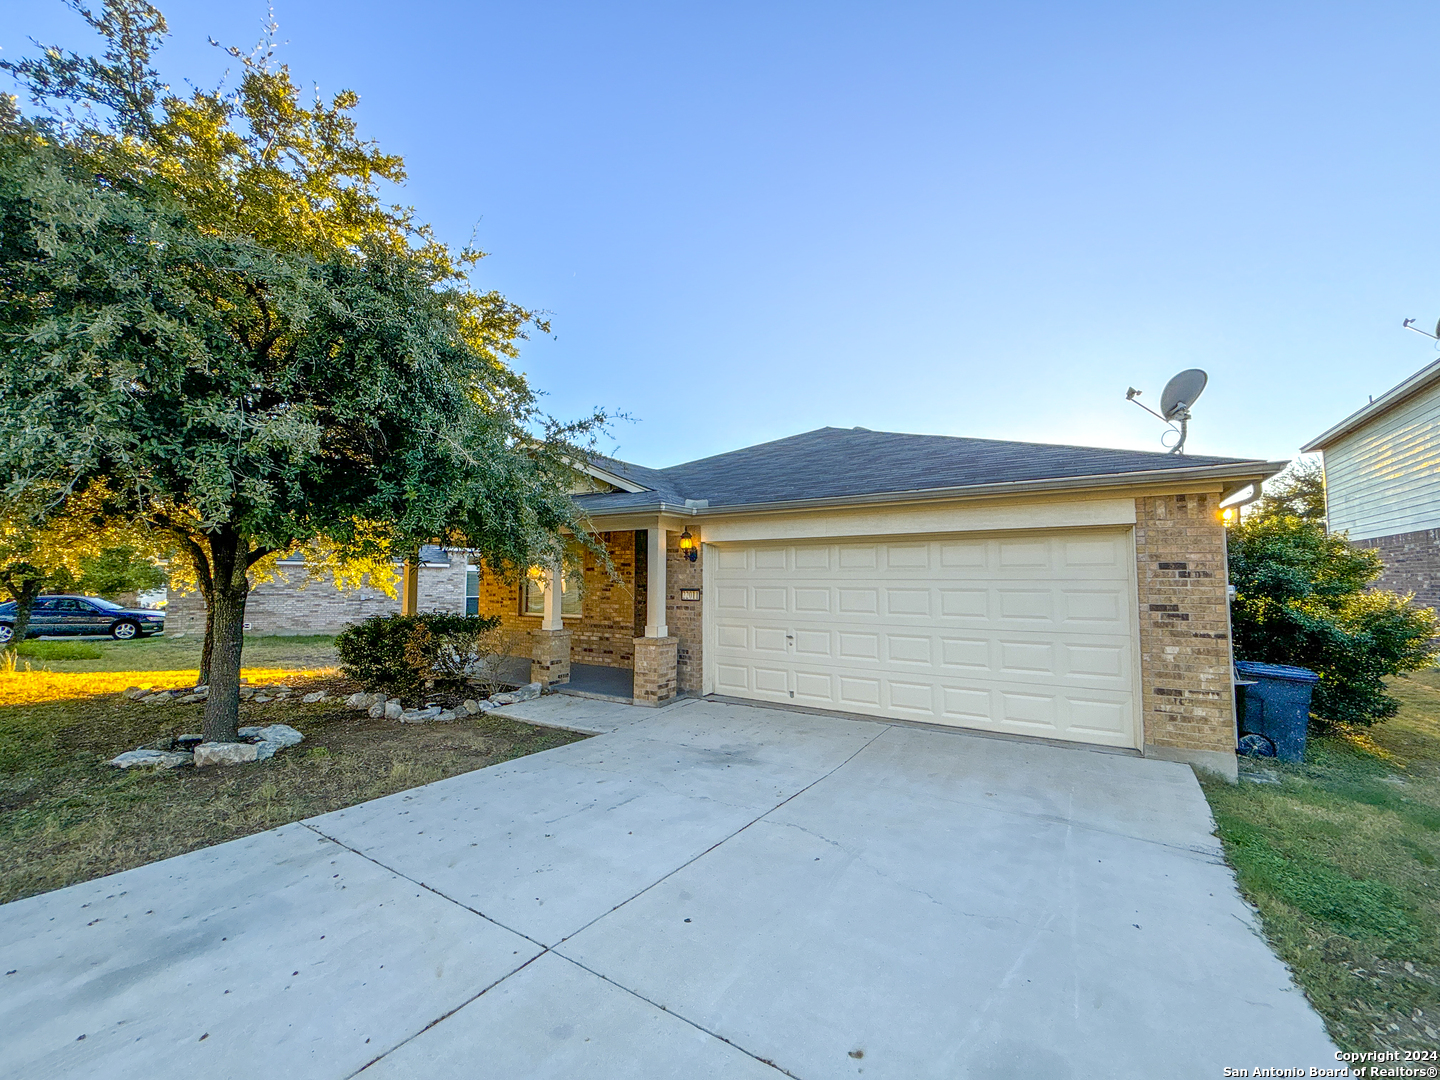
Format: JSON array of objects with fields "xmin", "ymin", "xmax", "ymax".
[{"xmin": 1, "ymin": 5, "xmax": 601, "ymax": 740}]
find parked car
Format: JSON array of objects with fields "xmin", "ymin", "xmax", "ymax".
[{"xmin": 0, "ymin": 595, "xmax": 166, "ymax": 643}]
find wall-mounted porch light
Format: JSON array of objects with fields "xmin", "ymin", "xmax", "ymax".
[{"xmin": 678, "ymin": 527, "xmax": 698, "ymax": 562}]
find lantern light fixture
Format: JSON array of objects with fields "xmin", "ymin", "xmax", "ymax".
[{"xmin": 678, "ymin": 527, "xmax": 698, "ymax": 562}]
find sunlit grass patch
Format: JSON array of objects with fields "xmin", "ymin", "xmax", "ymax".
[{"xmin": 0, "ymin": 667, "xmax": 334, "ymax": 707}]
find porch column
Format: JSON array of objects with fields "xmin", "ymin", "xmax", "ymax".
[
  {"xmin": 644, "ymin": 526, "xmax": 667, "ymax": 637},
  {"xmin": 532, "ymin": 561, "xmax": 571, "ymax": 686},
  {"xmin": 400, "ymin": 558, "xmax": 419, "ymax": 616},
  {"xmin": 634, "ymin": 524, "xmax": 677, "ymax": 706},
  {"xmin": 542, "ymin": 563, "xmax": 564, "ymax": 631}
]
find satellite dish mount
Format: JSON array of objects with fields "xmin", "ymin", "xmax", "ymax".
[{"xmin": 1125, "ymin": 369, "xmax": 1208, "ymax": 455}]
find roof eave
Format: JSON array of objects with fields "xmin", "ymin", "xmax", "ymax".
[
  {"xmin": 1301, "ymin": 357, "xmax": 1440, "ymax": 452},
  {"xmin": 578, "ymin": 459, "xmax": 1286, "ymax": 524}
]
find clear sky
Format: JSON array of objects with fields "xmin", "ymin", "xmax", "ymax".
[{"xmin": 5, "ymin": 1, "xmax": 1440, "ymax": 468}]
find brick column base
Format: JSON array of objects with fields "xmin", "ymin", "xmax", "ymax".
[
  {"xmin": 530, "ymin": 629, "xmax": 572, "ymax": 686},
  {"xmin": 632, "ymin": 636, "xmax": 678, "ymax": 707}
]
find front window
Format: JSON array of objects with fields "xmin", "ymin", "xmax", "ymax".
[
  {"xmin": 466, "ymin": 568, "xmax": 480, "ymax": 616},
  {"xmin": 521, "ymin": 564, "xmax": 583, "ymax": 618}
]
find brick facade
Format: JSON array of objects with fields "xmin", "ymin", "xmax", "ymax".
[
  {"xmin": 165, "ymin": 555, "xmax": 467, "ymax": 635},
  {"xmin": 470, "ymin": 530, "xmax": 641, "ymax": 670},
  {"xmin": 633, "ymin": 635, "xmax": 678, "ymax": 705},
  {"xmin": 1353, "ymin": 528, "xmax": 1440, "ymax": 612},
  {"xmin": 1134, "ymin": 493, "xmax": 1237, "ymax": 777},
  {"xmin": 666, "ymin": 533, "xmax": 704, "ymax": 693},
  {"xmin": 530, "ymin": 629, "xmax": 572, "ymax": 686}
]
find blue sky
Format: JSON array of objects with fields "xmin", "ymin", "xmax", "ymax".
[{"xmin": 5, "ymin": 1, "xmax": 1440, "ymax": 467}]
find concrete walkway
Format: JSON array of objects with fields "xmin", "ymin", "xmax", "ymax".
[{"xmin": 1, "ymin": 698, "xmax": 1336, "ymax": 1079}]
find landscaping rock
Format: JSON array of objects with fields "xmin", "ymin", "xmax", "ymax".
[
  {"xmin": 490, "ymin": 682, "xmax": 542, "ymax": 706},
  {"xmin": 476, "ymin": 699, "xmax": 497, "ymax": 712},
  {"xmin": 253, "ymin": 694, "xmax": 272, "ymax": 704},
  {"xmin": 383, "ymin": 700, "xmax": 402, "ymax": 720},
  {"xmin": 176, "ymin": 693, "xmax": 205, "ymax": 704},
  {"xmin": 436, "ymin": 710, "xmax": 457, "ymax": 723},
  {"xmin": 462, "ymin": 699, "xmax": 480, "ymax": 715},
  {"xmin": 367, "ymin": 700, "xmax": 386, "ymax": 719},
  {"xmin": 239, "ymin": 687, "xmax": 255, "ymax": 700},
  {"xmin": 302, "ymin": 691, "xmax": 327, "ymax": 704},
  {"xmin": 399, "ymin": 707, "xmax": 442, "ymax": 723},
  {"xmin": 122, "ymin": 686, "xmax": 146, "ymax": 700},
  {"xmin": 175, "ymin": 734, "xmax": 203, "ymax": 750},
  {"xmin": 109, "ymin": 749, "xmax": 192, "ymax": 769},
  {"xmin": 346, "ymin": 692, "xmax": 373, "ymax": 709},
  {"xmin": 194, "ymin": 742, "xmax": 259, "ymax": 767}
]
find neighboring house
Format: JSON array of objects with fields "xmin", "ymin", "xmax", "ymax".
[
  {"xmin": 1301, "ymin": 357, "xmax": 1440, "ymax": 610},
  {"xmin": 165, "ymin": 545, "xmax": 470, "ymax": 635},
  {"xmin": 476, "ymin": 426, "xmax": 1281, "ymax": 781}
]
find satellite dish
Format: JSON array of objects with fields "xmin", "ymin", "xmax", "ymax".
[{"xmin": 1160, "ymin": 369, "xmax": 1208, "ymax": 421}]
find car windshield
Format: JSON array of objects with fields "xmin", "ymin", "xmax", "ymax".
[{"xmin": 88, "ymin": 597, "xmax": 125, "ymax": 611}]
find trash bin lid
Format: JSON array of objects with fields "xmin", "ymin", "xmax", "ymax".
[{"xmin": 1235, "ymin": 660, "xmax": 1320, "ymax": 684}]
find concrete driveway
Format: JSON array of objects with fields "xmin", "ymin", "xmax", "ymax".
[{"xmin": 1, "ymin": 697, "xmax": 1335, "ymax": 1079}]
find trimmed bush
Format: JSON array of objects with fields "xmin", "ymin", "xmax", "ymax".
[
  {"xmin": 1228, "ymin": 515, "xmax": 1440, "ymax": 726},
  {"xmin": 336, "ymin": 613, "xmax": 501, "ymax": 705}
]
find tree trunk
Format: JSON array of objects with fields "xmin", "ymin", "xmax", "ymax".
[
  {"xmin": 199, "ymin": 603, "xmax": 214, "ymax": 687},
  {"xmin": 200, "ymin": 528, "xmax": 249, "ymax": 744},
  {"xmin": 3, "ymin": 575, "xmax": 44, "ymax": 654},
  {"xmin": 179, "ymin": 533, "xmax": 217, "ymax": 687}
]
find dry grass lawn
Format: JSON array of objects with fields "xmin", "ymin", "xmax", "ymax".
[{"xmin": 0, "ymin": 636, "xmax": 586, "ymax": 904}]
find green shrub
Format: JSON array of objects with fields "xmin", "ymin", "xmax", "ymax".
[
  {"xmin": 1229, "ymin": 515, "xmax": 1440, "ymax": 726},
  {"xmin": 335, "ymin": 613, "xmax": 501, "ymax": 704}
]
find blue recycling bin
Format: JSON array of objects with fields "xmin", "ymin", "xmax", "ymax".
[{"xmin": 1235, "ymin": 661, "xmax": 1320, "ymax": 763}]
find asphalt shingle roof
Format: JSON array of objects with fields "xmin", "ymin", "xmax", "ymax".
[{"xmin": 575, "ymin": 427, "xmax": 1268, "ymax": 515}]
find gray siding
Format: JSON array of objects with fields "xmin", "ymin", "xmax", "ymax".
[{"xmin": 1323, "ymin": 381, "xmax": 1440, "ymax": 541}]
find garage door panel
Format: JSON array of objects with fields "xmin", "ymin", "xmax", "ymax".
[
  {"xmin": 793, "ymin": 588, "xmax": 830, "ymax": 613},
  {"xmin": 885, "ymin": 589, "xmax": 931, "ymax": 616},
  {"xmin": 998, "ymin": 540, "xmax": 1051, "ymax": 568},
  {"xmin": 885, "ymin": 544, "xmax": 931, "ymax": 569},
  {"xmin": 997, "ymin": 589, "xmax": 1054, "ymax": 622},
  {"xmin": 1061, "ymin": 589, "xmax": 1124, "ymax": 625},
  {"xmin": 999, "ymin": 640, "xmax": 1056, "ymax": 675},
  {"xmin": 939, "ymin": 541, "xmax": 988, "ymax": 569},
  {"xmin": 752, "ymin": 627, "xmax": 789, "ymax": 653},
  {"xmin": 887, "ymin": 681, "xmax": 935, "ymax": 714},
  {"xmin": 794, "ymin": 671, "xmax": 833, "ymax": 702},
  {"xmin": 709, "ymin": 530, "xmax": 1138, "ymax": 748},
  {"xmin": 753, "ymin": 587, "xmax": 787, "ymax": 612},
  {"xmin": 940, "ymin": 636, "xmax": 991, "ymax": 671},
  {"xmin": 838, "ymin": 589, "xmax": 879, "ymax": 614},
  {"xmin": 837, "ymin": 632, "xmax": 880, "ymax": 660},
  {"xmin": 886, "ymin": 635, "xmax": 932, "ymax": 665},
  {"xmin": 793, "ymin": 630, "xmax": 831, "ymax": 657},
  {"xmin": 939, "ymin": 589, "xmax": 988, "ymax": 619},
  {"xmin": 838, "ymin": 545, "xmax": 879, "ymax": 570},
  {"xmin": 838, "ymin": 676, "xmax": 882, "ymax": 707},
  {"xmin": 753, "ymin": 548, "xmax": 788, "ymax": 570},
  {"xmin": 1067, "ymin": 696, "xmax": 1132, "ymax": 736}
]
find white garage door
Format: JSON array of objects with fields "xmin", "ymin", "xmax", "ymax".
[{"xmin": 708, "ymin": 529, "xmax": 1140, "ymax": 748}]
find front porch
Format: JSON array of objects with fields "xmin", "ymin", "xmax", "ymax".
[{"xmin": 470, "ymin": 525, "xmax": 703, "ymax": 708}]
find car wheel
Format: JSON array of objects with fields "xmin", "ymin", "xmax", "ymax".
[
  {"xmin": 0, "ymin": 623, "xmax": 12, "ymax": 644},
  {"xmin": 111, "ymin": 620, "xmax": 140, "ymax": 641}
]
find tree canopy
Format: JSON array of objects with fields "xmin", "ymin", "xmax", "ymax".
[{"xmin": 1, "ymin": 2, "xmax": 604, "ymax": 739}]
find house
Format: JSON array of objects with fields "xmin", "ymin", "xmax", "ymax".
[
  {"xmin": 1301, "ymin": 357, "xmax": 1440, "ymax": 610},
  {"xmin": 165, "ymin": 545, "xmax": 472, "ymax": 635},
  {"xmin": 472, "ymin": 427, "xmax": 1281, "ymax": 781}
]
